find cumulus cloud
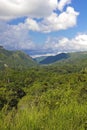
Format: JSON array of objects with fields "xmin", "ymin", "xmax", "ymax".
[
  {"xmin": 0, "ymin": 0, "xmax": 79, "ymax": 33},
  {"xmin": 25, "ymin": 7, "xmax": 79, "ymax": 32},
  {"xmin": 0, "ymin": 0, "xmax": 72, "ymax": 20},
  {"xmin": 0, "ymin": 0, "xmax": 58, "ymax": 20},
  {"xmin": 27, "ymin": 34, "xmax": 87, "ymax": 57},
  {"xmin": 58, "ymin": 0, "xmax": 71, "ymax": 11},
  {"xmin": 0, "ymin": 20, "xmax": 87, "ymax": 54},
  {"xmin": 25, "ymin": 18, "xmax": 40, "ymax": 31},
  {"xmin": 44, "ymin": 34, "xmax": 87, "ymax": 52},
  {"xmin": 42, "ymin": 6, "xmax": 79, "ymax": 32},
  {"xmin": 0, "ymin": 22, "xmax": 35, "ymax": 50},
  {"xmin": 0, "ymin": 0, "xmax": 80, "ymax": 51}
]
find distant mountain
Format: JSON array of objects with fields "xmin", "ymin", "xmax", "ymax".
[
  {"xmin": 56, "ymin": 51, "xmax": 87, "ymax": 66},
  {"xmin": 34, "ymin": 56, "xmax": 47, "ymax": 63},
  {"xmin": 39, "ymin": 53, "xmax": 69, "ymax": 64},
  {"xmin": 34, "ymin": 51, "xmax": 87, "ymax": 65},
  {"xmin": 0, "ymin": 46, "xmax": 37, "ymax": 69},
  {"xmin": 1, "ymin": 46, "xmax": 87, "ymax": 69}
]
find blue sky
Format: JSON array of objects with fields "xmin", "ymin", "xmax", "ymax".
[{"xmin": 0, "ymin": 0, "xmax": 87, "ymax": 57}]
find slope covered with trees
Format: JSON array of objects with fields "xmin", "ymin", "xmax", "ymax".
[
  {"xmin": 0, "ymin": 58, "xmax": 87, "ymax": 130},
  {"xmin": 36, "ymin": 51, "xmax": 87, "ymax": 65},
  {"xmin": 39, "ymin": 53, "xmax": 69, "ymax": 64},
  {"xmin": 0, "ymin": 46, "xmax": 37, "ymax": 69}
]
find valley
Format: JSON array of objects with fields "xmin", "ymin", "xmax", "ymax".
[{"xmin": 0, "ymin": 47, "xmax": 87, "ymax": 130}]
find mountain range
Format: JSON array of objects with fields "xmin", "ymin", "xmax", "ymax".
[
  {"xmin": 0, "ymin": 46, "xmax": 87, "ymax": 70},
  {"xmin": 35, "ymin": 51, "xmax": 87, "ymax": 66},
  {"xmin": 38, "ymin": 53, "xmax": 69, "ymax": 64}
]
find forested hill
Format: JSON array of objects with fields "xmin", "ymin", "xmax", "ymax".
[
  {"xmin": 0, "ymin": 46, "xmax": 37, "ymax": 69},
  {"xmin": 0, "ymin": 47, "xmax": 87, "ymax": 130},
  {"xmin": 37, "ymin": 51, "xmax": 87, "ymax": 65},
  {"xmin": 39, "ymin": 53, "xmax": 69, "ymax": 64}
]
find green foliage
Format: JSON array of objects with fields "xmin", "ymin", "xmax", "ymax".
[
  {"xmin": 0, "ymin": 47, "xmax": 38, "ymax": 70},
  {"xmin": 40, "ymin": 53, "xmax": 69, "ymax": 64},
  {"xmin": 0, "ymin": 58, "xmax": 87, "ymax": 129}
]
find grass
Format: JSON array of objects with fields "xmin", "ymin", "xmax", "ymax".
[
  {"xmin": 0, "ymin": 101, "xmax": 87, "ymax": 130},
  {"xmin": 0, "ymin": 64, "xmax": 87, "ymax": 130}
]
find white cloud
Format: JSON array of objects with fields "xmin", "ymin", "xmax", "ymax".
[
  {"xmin": 25, "ymin": 18, "xmax": 40, "ymax": 31},
  {"xmin": 73, "ymin": 34, "xmax": 87, "ymax": 45},
  {"xmin": 44, "ymin": 34, "xmax": 87, "ymax": 52},
  {"xmin": 25, "ymin": 33, "xmax": 87, "ymax": 57},
  {"xmin": 58, "ymin": 0, "xmax": 71, "ymax": 11},
  {"xmin": 0, "ymin": 0, "xmax": 72, "ymax": 20},
  {"xmin": 30, "ymin": 33, "xmax": 87, "ymax": 57},
  {"xmin": 43, "ymin": 7, "xmax": 79, "ymax": 32},
  {"xmin": 31, "ymin": 53, "xmax": 58, "ymax": 58},
  {"xmin": 0, "ymin": 0, "xmax": 79, "ymax": 33},
  {"xmin": 0, "ymin": 20, "xmax": 87, "ymax": 54},
  {"xmin": 25, "ymin": 7, "xmax": 79, "ymax": 32},
  {"xmin": 0, "ymin": 22, "xmax": 35, "ymax": 50},
  {"xmin": 0, "ymin": 0, "xmax": 80, "ymax": 51},
  {"xmin": 0, "ymin": 0, "xmax": 58, "ymax": 20}
]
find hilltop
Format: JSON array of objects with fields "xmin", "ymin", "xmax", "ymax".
[
  {"xmin": 34, "ymin": 51, "xmax": 87, "ymax": 67},
  {"xmin": 0, "ymin": 47, "xmax": 37, "ymax": 69}
]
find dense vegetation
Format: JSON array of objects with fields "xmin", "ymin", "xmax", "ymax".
[
  {"xmin": 0, "ymin": 62, "xmax": 87, "ymax": 130},
  {"xmin": 0, "ymin": 47, "xmax": 87, "ymax": 130},
  {"xmin": 0, "ymin": 46, "xmax": 37, "ymax": 70},
  {"xmin": 39, "ymin": 53, "xmax": 69, "ymax": 64},
  {"xmin": 36, "ymin": 51, "xmax": 87, "ymax": 65}
]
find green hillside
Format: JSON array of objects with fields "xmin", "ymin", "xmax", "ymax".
[
  {"xmin": 52, "ymin": 52, "xmax": 87, "ymax": 70},
  {"xmin": 0, "ymin": 46, "xmax": 37, "ymax": 69},
  {"xmin": 39, "ymin": 53, "xmax": 69, "ymax": 64},
  {"xmin": 0, "ymin": 48, "xmax": 87, "ymax": 130},
  {"xmin": 0, "ymin": 63, "xmax": 87, "ymax": 130},
  {"xmin": 34, "ymin": 56, "xmax": 47, "ymax": 63},
  {"xmin": 36, "ymin": 52, "xmax": 87, "ymax": 69}
]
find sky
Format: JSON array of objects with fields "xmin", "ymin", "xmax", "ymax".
[{"xmin": 0, "ymin": 0, "xmax": 87, "ymax": 57}]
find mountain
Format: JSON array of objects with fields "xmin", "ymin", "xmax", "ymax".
[
  {"xmin": 0, "ymin": 46, "xmax": 37, "ymax": 69},
  {"xmin": 35, "ymin": 51, "xmax": 87, "ymax": 66},
  {"xmin": 34, "ymin": 56, "xmax": 47, "ymax": 63},
  {"xmin": 54, "ymin": 51, "xmax": 87, "ymax": 65},
  {"xmin": 39, "ymin": 53, "xmax": 69, "ymax": 64},
  {"xmin": 1, "ymin": 46, "xmax": 87, "ymax": 70}
]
